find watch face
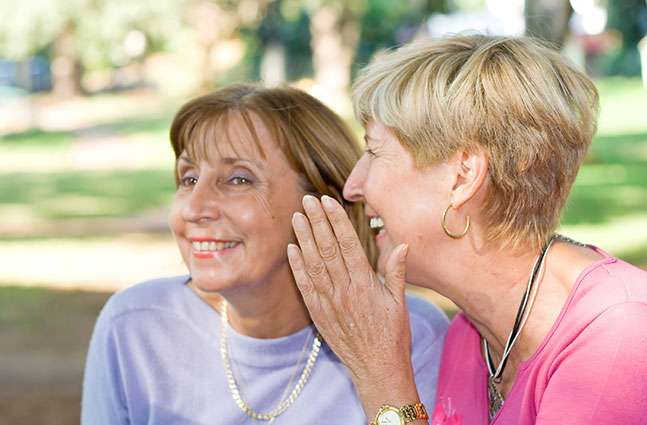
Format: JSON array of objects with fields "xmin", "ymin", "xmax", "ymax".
[{"xmin": 378, "ymin": 410, "xmax": 402, "ymax": 425}]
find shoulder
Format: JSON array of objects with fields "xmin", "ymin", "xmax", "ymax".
[
  {"xmin": 405, "ymin": 292, "xmax": 449, "ymax": 342},
  {"xmin": 99, "ymin": 275, "xmax": 192, "ymax": 323},
  {"xmin": 88, "ymin": 275, "xmax": 212, "ymax": 353},
  {"xmin": 577, "ymin": 248, "xmax": 647, "ymax": 302},
  {"xmin": 566, "ymin": 251, "xmax": 647, "ymax": 326}
]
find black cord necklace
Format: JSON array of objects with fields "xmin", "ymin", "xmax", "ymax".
[{"xmin": 483, "ymin": 234, "xmax": 557, "ymax": 421}]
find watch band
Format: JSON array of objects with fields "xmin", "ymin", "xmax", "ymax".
[
  {"xmin": 402, "ymin": 403, "xmax": 428, "ymax": 422},
  {"xmin": 369, "ymin": 402, "xmax": 428, "ymax": 425}
]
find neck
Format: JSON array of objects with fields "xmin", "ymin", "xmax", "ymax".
[
  {"xmin": 188, "ymin": 273, "xmax": 311, "ymax": 339},
  {"xmin": 447, "ymin": 241, "xmax": 543, "ymax": 362}
]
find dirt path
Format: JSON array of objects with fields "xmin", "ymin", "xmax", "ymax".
[{"xmin": 0, "ymin": 286, "xmax": 112, "ymax": 424}]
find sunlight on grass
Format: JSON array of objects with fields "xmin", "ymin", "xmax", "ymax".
[
  {"xmin": 0, "ymin": 203, "xmax": 39, "ymax": 220},
  {"xmin": 559, "ymin": 213, "xmax": 647, "ymax": 268},
  {"xmin": 0, "ymin": 234, "xmax": 186, "ymax": 291},
  {"xmin": 0, "ymin": 169, "xmax": 176, "ymax": 220},
  {"xmin": 32, "ymin": 195, "xmax": 132, "ymax": 217},
  {"xmin": 595, "ymin": 77, "xmax": 647, "ymax": 136},
  {"xmin": 0, "ymin": 77, "xmax": 645, "ymax": 292},
  {"xmin": 575, "ymin": 163, "xmax": 645, "ymax": 186}
]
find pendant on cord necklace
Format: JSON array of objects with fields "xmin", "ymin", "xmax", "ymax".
[{"xmin": 487, "ymin": 376, "xmax": 504, "ymax": 421}]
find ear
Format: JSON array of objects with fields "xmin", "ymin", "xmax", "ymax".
[{"xmin": 449, "ymin": 144, "xmax": 488, "ymax": 209}]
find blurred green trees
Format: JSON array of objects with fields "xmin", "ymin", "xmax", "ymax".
[
  {"xmin": 0, "ymin": 0, "xmax": 645, "ymax": 101},
  {"xmin": 603, "ymin": 0, "xmax": 647, "ymax": 76}
]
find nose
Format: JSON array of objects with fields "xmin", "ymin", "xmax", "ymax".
[
  {"xmin": 181, "ymin": 181, "xmax": 221, "ymax": 223},
  {"xmin": 343, "ymin": 154, "xmax": 368, "ymax": 202}
]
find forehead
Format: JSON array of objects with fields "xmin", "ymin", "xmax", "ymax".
[
  {"xmin": 364, "ymin": 120, "xmax": 398, "ymax": 146},
  {"xmin": 184, "ymin": 111, "xmax": 281, "ymax": 164}
]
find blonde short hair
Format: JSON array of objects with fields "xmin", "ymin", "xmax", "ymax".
[
  {"xmin": 352, "ymin": 34, "xmax": 599, "ymax": 250},
  {"xmin": 170, "ymin": 83, "xmax": 378, "ymax": 267}
]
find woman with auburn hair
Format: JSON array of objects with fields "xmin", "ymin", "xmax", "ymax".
[
  {"xmin": 81, "ymin": 83, "xmax": 448, "ymax": 424},
  {"xmin": 288, "ymin": 35, "xmax": 647, "ymax": 425}
]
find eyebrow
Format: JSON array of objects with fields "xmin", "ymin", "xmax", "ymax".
[
  {"xmin": 178, "ymin": 154, "xmax": 196, "ymax": 164},
  {"xmin": 177, "ymin": 154, "xmax": 265, "ymax": 170}
]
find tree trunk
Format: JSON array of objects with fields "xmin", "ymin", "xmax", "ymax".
[
  {"xmin": 261, "ymin": 40, "xmax": 286, "ymax": 86},
  {"xmin": 524, "ymin": 0, "xmax": 573, "ymax": 48},
  {"xmin": 51, "ymin": 23, "xmax": 84, "ymax": 98},
  {"xmin": 309, "ymin": 4, "xmax": 360, "ymax": 115}
]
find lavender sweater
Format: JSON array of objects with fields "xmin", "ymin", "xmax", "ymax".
[{"xmin": 82, "ymin": 276, "xmax": 448, "ymax": 424}]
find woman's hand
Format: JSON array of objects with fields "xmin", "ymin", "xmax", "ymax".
[{"xmin": 287, "ymin": 194, "xmax": 422, "ymax": 418}]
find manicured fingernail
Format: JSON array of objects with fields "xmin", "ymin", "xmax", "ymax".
[
  {"xmin": 293, "ymin": 212, "xmax": 307, "ymax": 230},
  {"xmin": 321, "ymin": 195, "xmax": 335, "ymax": 212},
  {"xmin": 398, "ymin": 244, "xmax": 409, "ymax": 262}
]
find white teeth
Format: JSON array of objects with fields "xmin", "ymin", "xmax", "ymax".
[
  {"xmin": 192, "ymin": 241, "xmax": 238, "ymax": 251},
  {"xmin": 370, "ymin": 217, "xmax": 384, "ymax": 229}
]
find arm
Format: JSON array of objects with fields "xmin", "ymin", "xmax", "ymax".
[
  {"xmin": 407, "ymin": 295, "xmax": 449, "ymax": 409},
  {"xmin": 81, "ymin": 306, "xmax": 129, "ymax": 424},
  {"xmin": 288, "ymin": 194, "xmax": 429, "ymax": 423},
  {"xmin": 536, "ymin": 302, "xmax": 647, "ymax": 424}
]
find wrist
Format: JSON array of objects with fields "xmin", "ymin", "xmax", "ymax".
[
  {"xmin": 369, "ymin": 402, "xmax": 429, "ymax": 425},
  {"xmin": 353, "ymin": 370, "xmax": 421, "ymax": 422}
]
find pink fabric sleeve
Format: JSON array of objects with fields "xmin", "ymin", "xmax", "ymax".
[{"xmin": 536, "ymin": 302, "xmax": 647, "ymax": 424}]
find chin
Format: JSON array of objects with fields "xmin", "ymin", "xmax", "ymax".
[{"xmin": 189, "ymin": 272, "xmax": 232, "ymax": 293}]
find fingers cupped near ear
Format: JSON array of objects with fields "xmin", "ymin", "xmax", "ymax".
[
  {"xmin": 291, "ymin": 210, "xmax": 335, "ymax": 298},
  {"xmin": 301, "ymin": 195, "xmax": 351, "ymax": 290},
  {"xmin": 287, "ymin": 243, "xmax": 323, "ymax": 315},
  {"xmin": 320, "ymin": 195, "xmax": 372, "ymax": 284}
]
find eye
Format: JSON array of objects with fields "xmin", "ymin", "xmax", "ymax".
[
  {"xmin": 178, "ymin": 168, "xmax": 198, "ymax": 187},
  {"xmin": 230, "ymin": 176, "xmax": 251, "ymax": 185},
  {"xmin": 180, "ymin": 176, "xmax": 198, "ymax": 186},
  {"xmin": 227, "ymin": 170, "xmax": 254, "ymax": 186},
  {"xmin": 365, "ymin": 148, "xmax": 376, "ymax": 157}
]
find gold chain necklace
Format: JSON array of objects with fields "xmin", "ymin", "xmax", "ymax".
[{"xmin": 220, "ymin": 300, "xmax": 322, "ymax": 421}]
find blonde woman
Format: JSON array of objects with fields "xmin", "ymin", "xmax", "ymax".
[
  {"xmin": 288, "ymin": 35, "xmax": 647, "ymax": 425},
  {"xmin": 81, "ymin": 84, "xmax": 448, "ymax": 424}
]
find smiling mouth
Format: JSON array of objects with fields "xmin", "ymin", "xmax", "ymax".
[{"xmin": 192, "ymin": 241, "xmax": 239, "ymax": 252}]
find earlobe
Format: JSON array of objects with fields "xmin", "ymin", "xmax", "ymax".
[{"xmin": 450, "ymin": 145, "xmax": 488, "ymax": 209}]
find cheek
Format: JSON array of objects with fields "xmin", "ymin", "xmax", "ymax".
[
  {"xmin": 236, "ymin": 209, "xmax": 259, "ymax": 229},
  {"xmin": 168, "ymin": 196, "xmax": 185, "ymax": 234}
]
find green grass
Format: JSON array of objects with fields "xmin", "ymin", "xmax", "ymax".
[
  {"xmin": 0, "ymin": 129, "xmax": 77, "ymax": 147},
  {"xmin": 557, "ymin": 77, "xmax": 647, "ymax": 267},
  {"xmin": 0, "ymin": 169, "xmax": 176, "ymax": 221},
  {"xmin": 595, "ymin": 77, "xmax": 647, "ymax": 136},
  {"xmin": 562, "ymin": 162, "xmax": 647, "ymax": 225},
  {"xmin": 0, "ymin": 77, "xmax": 645, "ymax": 267},
  {"xmin": 0, "ymin": 284, "xmax": 111, "ymax": 348}
]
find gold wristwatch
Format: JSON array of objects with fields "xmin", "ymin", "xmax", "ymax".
[{"xmin": 369, "ymin": 403, "xmax": 428, "ymax": 425}]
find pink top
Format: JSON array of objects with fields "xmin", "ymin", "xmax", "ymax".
[{"xmin": 433, "ymin": 247, "xmax": 647, "ymax": 425}]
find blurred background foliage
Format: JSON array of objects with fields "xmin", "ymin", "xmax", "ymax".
[{"xmin": 0, "ymin": 0, "xmax": 646, "ymax": 422}]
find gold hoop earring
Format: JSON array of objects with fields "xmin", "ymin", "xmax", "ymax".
[{"xmin": 441, "ymin": 203, "xmax": 470, "ymax": 239}]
